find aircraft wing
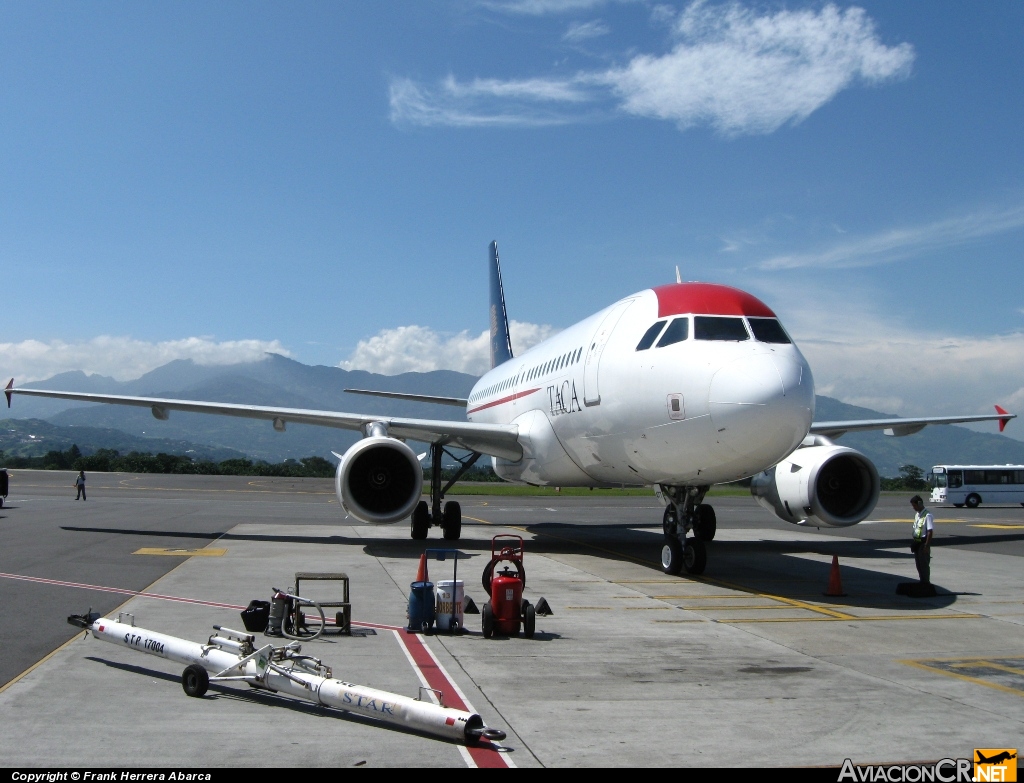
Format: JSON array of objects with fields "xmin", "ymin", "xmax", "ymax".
[
  {"xmin": 810, "ymin": 406, "xmax": 1014, "ymax": 439},
  {"xmin": 4, "ymin": 385, "xmax": 522, "ymax": 461},
  {"xmin": 343, "ymin": 388, "xmax": 468, "ymax": 407}
]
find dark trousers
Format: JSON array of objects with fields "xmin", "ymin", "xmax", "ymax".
[
  {"xmin": 76, "ymin": 485, "xmax": 86, "ymax": 500},
  {"xmin": 914, "ymin": 544, "xmax": 930, "ymax": 584}
]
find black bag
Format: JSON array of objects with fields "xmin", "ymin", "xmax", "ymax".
[{"xmin": 240, "ymin": 600, "xmax": 271, "ymax": 632}]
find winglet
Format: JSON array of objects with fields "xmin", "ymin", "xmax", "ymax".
[
  {"xmin": 5, "ymin": 379, "xmax": 12, "ymax": 408},
  {"xmin": 489, "ymin": 241, "xmax": 514, "ymax": 368},
  {"xmin": 995, "ymin": 404, "xmax": 1012, "ymax": 432}
]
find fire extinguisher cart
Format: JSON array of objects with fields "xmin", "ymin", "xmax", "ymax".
[{"xmin": 481, "ymin": 535, "xmax": 535, "ymax": 639}]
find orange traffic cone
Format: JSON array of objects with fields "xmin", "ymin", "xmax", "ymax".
[
  {"xmin": 415, "ymin": 553, "xmax": 429, "ymax": 583},
  {"xmin": 824, "ymin": 555, "xmax": 846, "ymax": 597}
]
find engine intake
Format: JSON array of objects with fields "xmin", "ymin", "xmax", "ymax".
[
  {"xmin": 335, "ymin": 437, "xmax": 423, "ymax": 524},
  {"xmin": 750, "ymin": 444, "xmax": 880, "ymax": 527}
]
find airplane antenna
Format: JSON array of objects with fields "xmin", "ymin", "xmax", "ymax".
[{"xmin": 675, "ymin": 266, "xmax": 681, "ymax": 284}]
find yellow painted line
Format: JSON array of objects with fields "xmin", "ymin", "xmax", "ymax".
[
  {"xmin": 684, "ymin": 605, "xmax": 815, "ymax": 611},
  {"xmin": 0, "ymin": 631, "xmax": 88, "ymax": 695},
  {"xmin": 952, "ymin": 661, "xmax": 1024, "ymax": 677},
  {"xmin": 623, "ymin": 606, "xmax": 673, "ymax": 610},
  {"xmin": 133, "ymin": 548, "xmax": 227, "ymax": 557},
  {"xmin": 614, "ymin": 580, "xmax": 697, "ymax": 584},
  {"xmin": 468, "ymin": 511, "xmax": 850, "ymax": 619},
  {"xmin": 900, "ymin": 660, "xmax": 1024, "ymax": 698},
  {"xmin": 653, "ymin": 619, "xmax": 707, "ymax": 623},
  {"xmin": 649, "ymin": 594, "xmax": 759, "ymax": 600},
  {"xmin": 873, "ymin": 518, "xmax": 966, "ymax": 523},
  {"xmin": 565, "ymin": 606, "xmax": 614, "ymax": 610},
  {"xmin": 971, "ymin": 524, "xmax": 1024, "ymax": 529},
  {"xmin": 722, "ymin": 613, "xmax": 982, "ymax": 624}
]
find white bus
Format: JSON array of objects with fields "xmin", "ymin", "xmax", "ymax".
[{"xmin": 929, "ymin": 465, "xmax": 1024, "ymax": 508}]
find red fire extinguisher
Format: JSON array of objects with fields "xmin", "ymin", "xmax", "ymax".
[{"xmin": 481, "ymin": 535, "xmax": 535, "ymax": 639}]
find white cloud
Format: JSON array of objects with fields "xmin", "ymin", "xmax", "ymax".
[
  {"xmin": 339, "ymin": 320, "xmax": 559, "ymax": 376},
  {"xmin": 760, "ymin": 285, "xmax": 1024, "ymax": 440},
  {"xmin": 602, "ymin": 2, "xmax": 914, "ymax": 133},
  {"xmin": 391, "ymin": 3, "xmax": 913, "ymax": 135},
  {"xmin": 563, "ymin": 19, "xmax": 611, "ymax": 42},
  {"xmin": 756, "ymin": 202, "xmax": 1024, "ymax": 270},
  {"xmin": 389, "ymin": 77, "xmax": 584, "ymax": 127},
  {"xmin": 0, "ymin": 337, "xmax": 291, "ymax": 384},
  {"xmin": 480, "ymin": 0, "xmax": 633, "ymax": 14}
]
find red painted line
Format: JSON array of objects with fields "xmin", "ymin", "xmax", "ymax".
[
  {"xmin": 1, "ymin": 571, "xmax": 511, "ymax": 767},
  {"xmin": 0, "ymin": 572, "xmax": 244, "ymax": 609},
  {"xmin": 394, "ymin": 629, "xmax": 511, "ymax": 768},
  {"xmin": 467, "ymin": 386, "xmax": 540, "ymax": 415}
]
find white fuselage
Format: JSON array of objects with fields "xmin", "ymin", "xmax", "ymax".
[{"xmin": 466, "ymin": 283, "xmax": 815, "ymax": 487}]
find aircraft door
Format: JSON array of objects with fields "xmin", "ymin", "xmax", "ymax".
[{"xmin": 583, "ymin": 299, "xmax": 634, "ymax": 406}]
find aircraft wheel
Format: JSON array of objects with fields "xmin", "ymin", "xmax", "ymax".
[
  {"xmin": 683, "ymin": 539, "xmax": 707, "ymax": 575},
  {"xmin": 661, "ymin": 536, "xmax": 683, "ymax": 575},
  {"xmin": 442, "ymin": 501, "xmax": 462, "ymax": 540},
  {"xmin": 411, "ymin": 501, "xmax": 429, "ymax": 540},
  {"xmin": 182, "ymin": 664, "xmax": 209, "ymax": 698},
  {"xmin": 694, "ymin": 504, "xmax": 717, "ymax": 542},
  {"xmin": 965, "ymin": 494, "xmax": 981, "ymax": 509},
  {"xmin": 482, "ymin": 602, "xmax": 494, "ymax": 639},
  {"xmin": 523, "ymin": 602, "xmax": 536, "ymax": 639},
  {"xmin": 662, "ymin": 504, "xmax": 677, "ymax": 536}
]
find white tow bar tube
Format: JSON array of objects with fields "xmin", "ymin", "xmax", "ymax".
[{"xmin": 69, "ymin": 611, "xmax": 505, "ymax": 745}]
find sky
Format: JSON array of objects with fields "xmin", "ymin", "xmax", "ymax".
[{"xmin": 1, "ymin": 1, "xmax": 1022, "ymax": 439}]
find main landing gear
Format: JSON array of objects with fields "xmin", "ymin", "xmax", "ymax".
[
  {"xmin": 411, "ymin": 444, "xmax": 482, "ymax": 542},
  {"xmin": 659, "ymin": 485, "xmax": 715, "ymax": 576}
]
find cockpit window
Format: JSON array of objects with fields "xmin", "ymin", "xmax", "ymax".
[
  {"xmin": 748, "ymin": 317, "xmax": 791, "ymax": 344},
  {"xmin": 694, "ymin": 316, "xmax": 749, "ymax": 341},
  {"xmin": 656, "ymin": 317, "xmax": 689, "ymax": 347},
  {"xmin": 635, "ymin": 321, "xmax": 666, "ymax": 351}
]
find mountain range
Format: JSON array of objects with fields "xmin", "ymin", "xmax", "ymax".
[{"xmin": 4, "ymin": 353, "xmax": 1023, "ymax": 476}]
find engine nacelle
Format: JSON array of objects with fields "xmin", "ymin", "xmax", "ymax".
[
  {"xmin": 750, "ymin": 444, "xmax": 880, "ymax": 527},
  {"xmin": 335, "ymin": 437, "xmax": 423, "ymax": 524}
]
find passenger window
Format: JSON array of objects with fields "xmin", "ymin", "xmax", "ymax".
[
  {"xmin": 748, "ymin": 318, "xmax": 792, "ymax": 344},
  {"xmin": 656, "ymin": 318, "xmax": 689, "ymax": 348},
  {"xmin": 694, "ymin": 316, "xmax": 749, "ymax": 341},
  {"xmin": 636, "ymin": 321, "xmax": 667, "ymax": 351}
]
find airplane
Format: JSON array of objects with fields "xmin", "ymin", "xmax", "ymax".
[
  {"xmin": 5, "ymin": 242, "xmax": 1015, "ymax": 576},
  {"xmin": 976, "ymin": 751, "xmax": 1016, "ymax": 765}
]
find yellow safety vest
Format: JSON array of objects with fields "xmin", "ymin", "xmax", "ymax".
[{"xmin": 913, "ymin": 509, "xmax": 931, "ymax": 541}]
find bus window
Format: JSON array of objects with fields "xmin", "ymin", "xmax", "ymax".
[
  {"xmin": 930, "ymin": 471, "xmax": 947, "ymax": 489},
  {"xmin": 964, "ymin": 470, "xmax": 984, "ymax": 484},
  {"xmin": 948, "ymin": 471, "xmax": 962, "ymax": 488}
]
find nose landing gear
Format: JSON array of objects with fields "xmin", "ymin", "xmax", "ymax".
[{"xmin": 660, "ymin": 486, "xmax": 712, "ymax": 575}]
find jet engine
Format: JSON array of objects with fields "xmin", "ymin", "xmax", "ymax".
[
  {"xmin": 750, "ymin": 444, "xmax": 880, "ymax": 527},
  {"xmin": 334, "ymin": 437, "xmax": 423, "ymax": 524}
]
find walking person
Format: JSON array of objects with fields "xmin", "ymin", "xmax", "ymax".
[
  {"xmin": 74, "ymin": 470, "xmax": 86, "ymax": 501},
  {"xmin": 909, "ymin": 495, "xmax": 933, "ymax": 585}
]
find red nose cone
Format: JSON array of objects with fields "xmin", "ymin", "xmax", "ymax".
[{"xmin": 652, "ymin": 283, "xmax": 776, "ymax": 318}]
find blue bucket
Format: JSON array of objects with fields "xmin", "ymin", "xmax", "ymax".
[{"xmin": 407, "ymin": 580, "xmax": 435, "ymax": 633}]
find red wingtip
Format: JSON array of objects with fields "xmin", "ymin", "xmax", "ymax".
[
  {"xmin": 995, "ymin": 404, "xmax": 1009, "ymax": 432},
  {"xmin": 4, "ymin": 379, "xmax": 11, "ymax": 409}
]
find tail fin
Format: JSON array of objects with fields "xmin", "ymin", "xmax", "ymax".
[{"xmin": 489, "ymin": 241, "xmax": 514, "ymax": 368}]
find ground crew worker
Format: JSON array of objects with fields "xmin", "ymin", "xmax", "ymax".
[
  {"xmin": 74, "ymin": 470, "xmax": 87, "ymax": 501},
  {"xmin": 909, "ymin": 495, "xmax": 933, "ymax": 584}
]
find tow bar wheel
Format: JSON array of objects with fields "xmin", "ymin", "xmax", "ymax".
[{"xmin": 182, "ymin": 664, "xmax": 210, "ymax": 698}]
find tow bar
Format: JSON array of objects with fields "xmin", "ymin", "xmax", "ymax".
[{"xmin": 68, "ymin": 610, "xmax": 506, "ymax": 745}]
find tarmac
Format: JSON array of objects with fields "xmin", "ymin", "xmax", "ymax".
[{"xmin": 1, "ymin": 470, "xmax": 1022, "ymax": 768}]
